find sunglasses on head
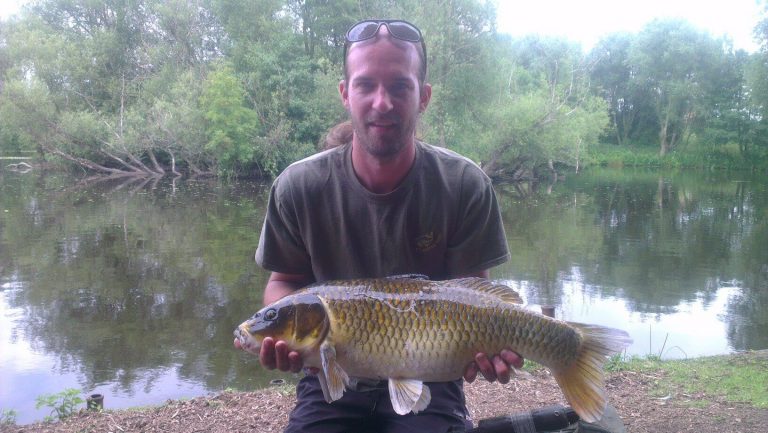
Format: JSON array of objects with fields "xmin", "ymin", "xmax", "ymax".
[
  {"xmin": 346, "ymin": 20, "xmax": 423, "ymax": 44},
  {"xmin": 343, "ymin": 20, "xmax": 427, "ymax": 76}
]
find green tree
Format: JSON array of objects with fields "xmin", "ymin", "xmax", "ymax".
[
  {"xmin": 286, "ymin": 0, "xmax": 356, "ymax": 60},
  {"xmin": 747, "ymin": 1, "xmax": 768, "ymax": 157},
  {"xmin": 154, "ymin": 0, "xmax": 225, "ymax": 68},
  {"xmin": 8, "ymin": 0, "xmax": 759, "ymax": 177},
  {"xmin": 0, "ymin": 19, "xmax": 10, "ymax": 92},
  {"xmin": 200, "ymin": 63, "xmax": 260, "ymax": 176},
  {"xmin": 124, "ymin": 69, "xmax": 210, "ymax": 175},
  {"xmin": 698, "ymin": 49, "xmax": 757, "ymax": 155},
  {"xmin": 409, "ymin": 0, "xmax": 498, "ymax": 148},
  {"xmin": 217, "ymin": 0, "xmax": 343, "ymax": 165},
  {"xmin": 478, "ymin": 36, "xmax": 608, "ymax": 178},
  {"xmin": 627, "ymin": 19, "xmax": 731, "ymax": 156},
  {"xmin": 589, "ymin": 33, "xmax": 657, "ymax": 147},
  {"xmin": 1, "ymin": 20, "xmax": 23, "ymax": 151}
]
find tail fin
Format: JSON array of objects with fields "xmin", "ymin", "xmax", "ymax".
[{"xmin": 551, "ymin": 323, "xmax": 632, "ymax": 423}]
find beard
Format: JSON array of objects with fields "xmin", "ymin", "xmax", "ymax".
[{"xmin": 350, "ymin": 112, "xmax": 417, "ymax": 159}]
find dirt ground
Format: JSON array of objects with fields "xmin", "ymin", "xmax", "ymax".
[{"xmin": 2, "ymin": 368, "xmax": 765, "ymax": 433}]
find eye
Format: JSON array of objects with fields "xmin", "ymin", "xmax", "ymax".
[
  {"xmin": 392, "ymin": 83, "xmax": 409, "ymax": 94},
  {"xmin": 263, "ymin": 309, "xmax": 278, "ymax": 321},
  {"xmin": 353, "ymin": 80, "xmax": 375, "ymax": 92}
]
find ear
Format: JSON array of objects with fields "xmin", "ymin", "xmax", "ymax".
[
  {"xmin": 339, "ymin": 80, "xmax": 350, "ymax": 110},
  {"xmin": 419, "ymin": 83, "xmax": 432, "ymax": 113}
]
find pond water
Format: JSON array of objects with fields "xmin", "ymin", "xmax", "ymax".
[{"xmin": 1, "ymin": 168, "xmax": 766, "ymax": 424}]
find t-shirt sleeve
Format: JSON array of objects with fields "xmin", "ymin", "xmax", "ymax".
[
  {"xmin": 255, "ymin": 176, "xmax": 312, "ymax": 275},
  {"xmin": 445, "ymin": 165, "xmax": 510, "ymax": 276}
]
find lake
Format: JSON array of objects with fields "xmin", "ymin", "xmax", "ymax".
[{"xmin": 1, "ymin": 168, "xmax": 766, "ymax": 424}]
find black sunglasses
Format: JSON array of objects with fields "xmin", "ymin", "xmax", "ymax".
[
  {"xmin": 343, "ymin": 20, "xmax": 427, "ymax": 78},
  {"xmin": 346, "ymin": 20, "xmax": 423, "ymax": 44}
]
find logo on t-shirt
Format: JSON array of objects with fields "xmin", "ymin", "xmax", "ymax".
[{"xmin": 415, "ymin": 231, "xmax": 442, "ymax": 252}]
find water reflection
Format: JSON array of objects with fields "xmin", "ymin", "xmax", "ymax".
[
  {"xmin": 496, "ymin": 169, "xmax": 767, "ymax": 356},
  {"xmin": 0, "ymin": 174, "xmax": 281, "ymax": 423},
  {"xmin": 504, "ymin": 275, "xmax": 745, "ymax": 359},
  {"xmin": 0, "ymin": 168, "xmax": 766, "ymax": 424}
]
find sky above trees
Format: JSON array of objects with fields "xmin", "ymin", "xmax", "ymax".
[
  {"xmin": 3, "ymin": 0, "xmax": 764, "ymax": 52},
  {"xmin": 495, "ymin": 0, "xmax": 763, "ymax": 52}
]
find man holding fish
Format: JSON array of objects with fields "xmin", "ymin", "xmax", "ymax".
[{"xmin": 234, "ymin": 18, "xmax": 581, "ymax": 432}]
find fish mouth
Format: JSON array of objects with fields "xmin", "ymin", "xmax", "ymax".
[{"xmin": 234, "ymin": 325, "xmax": 262, "ymax": 355}]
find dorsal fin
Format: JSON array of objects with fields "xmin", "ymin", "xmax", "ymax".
[
  {"xmin": 450, "ymin": 278, "xmax": 523, "ymax": 304},
  {"xmin": 385, "ymin": 274, "xmax": 430, "ymax": 281}
]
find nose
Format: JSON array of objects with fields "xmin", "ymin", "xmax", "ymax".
[{"xmin": 372, "ymin": 85, "xmax": 393, "ymax": 113}]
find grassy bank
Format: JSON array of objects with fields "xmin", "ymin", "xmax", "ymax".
[
  {"xmin": 605, "ymin": 351, "xmax": 768, "ymax": 409},
  {"xmin": 586, "ymin": 142, "xmax": 768, "ymax": 171}
]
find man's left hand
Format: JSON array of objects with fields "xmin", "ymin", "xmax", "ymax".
[{"xmin": 464, "ymin": 349, "xmax": 523, "ymax": 384}]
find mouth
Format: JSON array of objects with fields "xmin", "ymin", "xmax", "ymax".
[
  {"xmin": 367, "ymin": 117, "xmax": 399, "ymax": 130},
  {"xmin": 234, "ymin": 326, "xmax": 262, "ymax": 355},
  {"xmin": 369, "ymin": 124, "xmax": 396, "ymax": 133}
]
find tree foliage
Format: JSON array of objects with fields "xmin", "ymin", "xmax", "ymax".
[
  {"xmin": 200, "ymin": 63, "xmax": 260, "ymax": 174},
  {"xmin": 627, "ymin": 20, "xmax": 731, "ymax": 155},
  {"xmin": 1, "ymin": 0, "xmax": 767, "ymax": 178},
  {"xmin": 591, "ymin": 17, "xmax": 767, "ymax": 161}
]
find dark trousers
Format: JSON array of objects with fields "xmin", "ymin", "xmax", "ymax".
[{"xmin": 284, "ymin": 375, "xmax": 473, "ymax": 433}]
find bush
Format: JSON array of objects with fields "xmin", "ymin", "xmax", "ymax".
[
  {"xmin": 588, "ymin": 141, "xmax": 766, "ymax": 170},
  {"xmin": 0, "ymin": 409, "xmax": 17, "ymax": 425},
  {"xmin": 35, "ymin": 388, "xmax": 84, "ymax": 422}
]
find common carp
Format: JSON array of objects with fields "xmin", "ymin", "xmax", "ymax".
[{"xmin": 234, "ymin": 276, "xmax": 632, "ymax": 423}]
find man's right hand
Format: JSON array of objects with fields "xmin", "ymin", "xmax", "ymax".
[
  {"xmin": 259, "ymin": 337, "xmax": 304, "ymax": 373},
  {"xmin": 234, "ymin": 272, "xmax": 316, "ymax": 374},
  {"xmin": 233, "ymin": 336, "xmax": 304, "ymax": 373},
  {"xmin": 235, "ymin": 336, "xmax": 320, "ymax": 376}
]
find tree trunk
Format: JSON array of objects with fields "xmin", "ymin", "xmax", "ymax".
[
  {"xmin": 169, "ymin": 150, "xmax": 181, "ymax": 176},
  {"xmin": 659, "ymin": 119, "xmax": 670, "ymax": 156},
  {"xmin": 147, "ymin": 149, "xmax": 165, "ymax": 175}
]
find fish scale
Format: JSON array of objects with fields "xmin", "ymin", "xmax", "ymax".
[
  {"xmin": 332, "ymin": 280, "xmax": 565, "ymax": 376},
  {"xmin": 235, "ymin": 276, "xmax": 632, "ymax": 422}
]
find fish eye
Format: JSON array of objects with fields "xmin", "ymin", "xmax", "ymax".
[{"xmin": 264, "ymin": 308, "xmax": 278, "ymax": 321}]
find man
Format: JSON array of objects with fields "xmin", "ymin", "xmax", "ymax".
[{"xmin": 236, "ymin": 19, "xmax": 522, "ymax": 432}]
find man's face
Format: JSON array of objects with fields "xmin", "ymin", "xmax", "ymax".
[{"xmin": 340, "ymin": 34, "xmax": 431, "ymax": 159}]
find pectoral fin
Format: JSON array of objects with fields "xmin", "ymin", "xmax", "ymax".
[
  {"xmin": 320, "ymin": 341, "xmax": 349, "ymax": 402},
  {"xmin": 388, "ymin": 379, "xmax": 432, "ymax": 415},
  {"xmin": 316, "ymin": 371, "xmax": 333, "ymax": 403}
]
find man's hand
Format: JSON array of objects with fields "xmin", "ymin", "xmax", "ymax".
[
  {"xmin": 234, "ymin": 337, "xmax": 319, "ymax": 374},
  {"xmin": 232, "ymin": 271, "xmax": 313, "ymax": 373},
  {"xmin": 259, "ymin": 337, "xmax": 304, "ymax": 372},
  {"xmin": 233, "ymin": 336, "xmax": 304, "ymax": 373},
  {"xmin": 463, "ymin": 349, "xmax": 523, "ymax": 384}
]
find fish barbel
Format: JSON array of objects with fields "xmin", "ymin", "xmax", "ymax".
[{"xmin": 234, "ymin": 276, "xmax": 631, "ymax": 423}]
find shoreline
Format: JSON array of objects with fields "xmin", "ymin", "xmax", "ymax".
[{"xmin": 2, "ymin": 351, "xmax": 766, "ymax": 433}]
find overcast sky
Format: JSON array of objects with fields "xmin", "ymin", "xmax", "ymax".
[
  {"xmin": 1, "ymin": 0, "xmax": 764, "ymax": 52},
  {"xmin": 0, "ymin": 0, "xmax": 25, "ymax": 21},
  {"xmin": 495, "ymin": 0, "xmax": 764, "ymax": 52}
]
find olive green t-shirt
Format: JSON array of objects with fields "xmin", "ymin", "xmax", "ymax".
[{"xmin": 255, "ymin": 141, "xmax": 509, "ymax": 282}]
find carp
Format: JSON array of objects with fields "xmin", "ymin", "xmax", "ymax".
[{"xmin": 234, "ymin": 276, "xmax": 632, "ymax": 423}]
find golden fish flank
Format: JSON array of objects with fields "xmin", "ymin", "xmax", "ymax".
[{"xmin": 234, "ymin": 276, "xmax": 632, "ymax": 423}]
